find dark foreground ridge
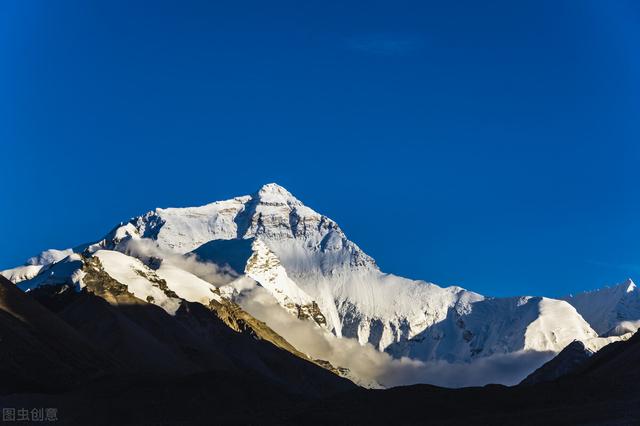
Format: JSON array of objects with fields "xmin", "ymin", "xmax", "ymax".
[
  {"xmin": 519, "ymin": 340, "xmax": 593, "ymax": 385},
  {"xmin": 1, "ymin": 274, "xmax": 640, "ymax": 425}
]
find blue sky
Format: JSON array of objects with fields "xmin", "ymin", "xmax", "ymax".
[{"xmin": 1, "ymin": 0, "xmax": 639, "ymax": 297}]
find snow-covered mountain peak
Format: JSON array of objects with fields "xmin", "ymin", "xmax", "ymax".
[
  {"xmin": 564, "ymin": 278, "xmax": 640, "ymax": 336},
  {"xmin": 27, "ymin": 248, "xmax": 74, "ymax": 266},
  {"xmin": 253, "ymin": 182, "xmax": 301, "ymax": 206},
  {"xmin": 236, "ymin": 183, "xmax": 326, "ymax": 241},
  {"xmin": 88, "ymin": 184, "xmax": 376, "ymax": 275},
  {"xmin": 624, "ymin": 278, "xmax": 636, "ymax": 293}
]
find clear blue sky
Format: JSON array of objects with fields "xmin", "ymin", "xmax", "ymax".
[{"xmin": 2, "ymin": 0, "xmax": 639, "ymax": 298}]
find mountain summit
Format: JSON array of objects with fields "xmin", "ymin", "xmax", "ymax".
[
  {"xmin": 254, "ymin": 182, "xmax": 299, "ymax": 203},
  {"xmin": 564, "ymin": 278, "xmax": 640, "ymax": 336}
]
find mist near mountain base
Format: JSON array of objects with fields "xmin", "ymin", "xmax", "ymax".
[
  {"xmin": 120, "ymin": 238, "xmax": 555, "ymax": 388},
  {"xmin": 237, "ymin": 285, "xmax": 554, "ymax": 388}
]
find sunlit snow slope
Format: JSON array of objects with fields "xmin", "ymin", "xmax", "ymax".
[{"xmin": 564, "ymin": 279, "xmax": 640, "ymax": 336}]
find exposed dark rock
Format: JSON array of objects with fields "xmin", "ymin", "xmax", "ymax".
[
  {"xmin": 0, "ymin": 275, "xmax": 116, "ymax": 394},
  {"xmin": 26, "ymin": 264, "xmax": 352, "ymax": 395},
  {"xmin": 520, "ymin": 340, "xmax": 593, "ymax": 385}
]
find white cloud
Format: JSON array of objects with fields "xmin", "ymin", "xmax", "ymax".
[
  {"xmin": 123, "ymin": 238, "xmax": 236, "ymax": 286},
  {"xmin": 237, "ymin": 285, "xmax": 554, "ymax": 388},
  {"xmin": 121, "ymin": 239, "xmax": 555, "ymax": 389}
]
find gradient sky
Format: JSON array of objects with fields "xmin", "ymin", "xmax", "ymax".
[{"xmin": 2, "ymin": 0, "xmax": 639, "ymax": 298}]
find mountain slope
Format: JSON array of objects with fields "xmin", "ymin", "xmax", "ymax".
[
  {"xmin": 287, "ymin": 330, "xmax": 640, "ymax": 426},
  {"xmin": 564, "ymin": 279, "xmax": 640, "ymax": 335},
  {"xmin": 20, "ymin": 252, "xmax": 353, "ymax": 395},
  {"xmin": 388, "ymin": 296, "xmax": 598, "ymax": 362},
  {"xmin": 0, "ymin": 275, "xmax": 115, "ymax": 393},
  {"xmin": 4, "ymin": 310, "xmax": 640, "ymax": 425},
  {"xmin": 519, "ymin": 340, "xmax": 593, "ymax": 385}
]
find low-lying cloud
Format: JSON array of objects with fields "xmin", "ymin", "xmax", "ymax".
[
  {"xmin": 606, "ymin": 320, "xmax": 640, "ymax": 337},
  {"xmin": 123, "ymin": 239, "xmax": 235, "ymax": 286},
  {"xmin": 119, "ymin": 240, "xmax": 555, "ymax": 389},
  {"xmin": 237, "ymin": 285, "xmax": 554, "ymax": 388}
]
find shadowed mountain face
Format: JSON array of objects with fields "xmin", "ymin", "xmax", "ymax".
[
  {"xmin": 571, "ymin": 328, "xmax": 640, "ymax": 381},
  {"xmin": 0, "ymin": 252, "xmax": 353, "ymax": 392},
  {"xmin": 519, "ymin": 340, "xmax": 593, "ymax": 385},
  {"xmin": 301, "ymin": 332, "xmax": 640, "ymax": 425},
  {"xmin": 521, "ymin": 325, "xmax": 640, "ymax": 387},
  {"xmin": 192, "ymin": 239, "xmax": 254, "ymax": 274},
  {"xmin": 1, "ymin": 328, "xmax": 639, "ymax": 425},
  {"xmin": 23, "ymin": 267, "xmax": 353, "ymax": 398},
  {"xmin": 0, "ymin": 275, "xmax": 116, "ymax": 393},
  {"xmin": 2, "ymin": 250, "xmax": 640, "ymax": 425}
]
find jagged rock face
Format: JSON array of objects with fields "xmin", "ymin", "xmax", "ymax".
[
  {"xmin": 206, "ymin": 297, "xmax": 337, "ymax": 374},
  {"xmin": 0, "ymin": 275, "xmax": 117, "ymax": 393},
  {"xmin": 244, "ymin": 239, "xmax": 327, "ymax": 326},
  {"xmin": 189, "ymin": 237, "xmax": 328, "ymax": 327},
  {"xmin": 110, "ymin": 183, "xmax": 375, "ymax": 274},
  {"xmin": 82, "ymin": 256, "xmax": 134, "ymax": 300}
]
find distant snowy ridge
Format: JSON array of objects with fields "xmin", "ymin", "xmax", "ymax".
[
  {"xmin": 1, "ymin": 248, "xmax": 75, "ymax": 284},
  {"xmin": 564, "ymin": 279, "xmax": 640, "ymax": 336},
  {"xmin": 387, "ymin": 296, "xmax": 598, "ymax": 362}
]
